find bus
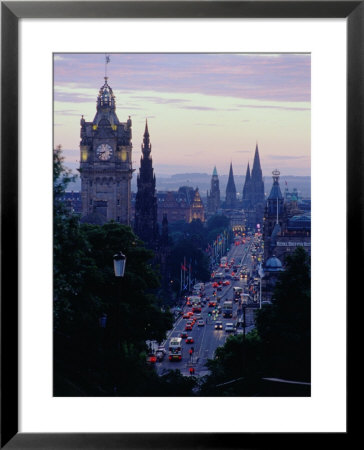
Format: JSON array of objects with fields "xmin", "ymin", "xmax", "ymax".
[
  {"xmin": 222, "ymin": 300, "xmax": 233, "ymax": 318},
  {"xmin": 190, "ymin": 296, "xmax": 202, "ymax": 313},
  {"xmin": 168, "ymin": 337, "xmax": 182, "ymax": 361},
  {"xmin": 220, "ymin": 256, "xmax": 228, "ymax": 267}
]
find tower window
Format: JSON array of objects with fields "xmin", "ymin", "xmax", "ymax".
[
  {"xmin": 117, "ymin": 216, "xmax": 120, "ymax": 222},
  {"xmin": 90, "ymin": 199, "xmax": 92, "ymax": 205}
]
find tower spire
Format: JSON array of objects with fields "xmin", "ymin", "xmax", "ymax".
[{"xmin": 225, "ymin": 162, "xmax": 237, "ymax": 208}]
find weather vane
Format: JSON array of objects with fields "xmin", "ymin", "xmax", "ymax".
[{"xmin": 105, "ymin": 54, "xmax": 110, "ymax": 79}]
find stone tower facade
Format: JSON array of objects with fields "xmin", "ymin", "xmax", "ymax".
[
  {"xmin": 80, "ymin": 77, "xmax": 133, "ymax": 225},
  {"xmin": 134, "ymin": 120, "xmax": 159, "ymax": 248},
  {"xmin": 225, "ymin": 162, "xmax": 237, "ymax": 209},
  {"xmin": 207, "ymin": 166, "xmax": 220, "ymax": 214}
]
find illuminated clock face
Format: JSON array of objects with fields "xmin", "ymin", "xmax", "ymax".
[{"xmin": 96, "ymin": 143, "xmax": 113, "ymax": 161}]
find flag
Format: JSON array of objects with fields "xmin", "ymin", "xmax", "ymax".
[{"xmin": 181, "ymin": 263, "xmax": 188, "ymax": 271}]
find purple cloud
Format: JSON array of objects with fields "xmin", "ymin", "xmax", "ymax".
[{"xmin": 54, "ymin": 53, "xmax": 311, "ymax": 103}]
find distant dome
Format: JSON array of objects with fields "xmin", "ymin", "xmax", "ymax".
[{"xmin": 265, "ymin": 255, "xmax": 283, "ymax": 271}]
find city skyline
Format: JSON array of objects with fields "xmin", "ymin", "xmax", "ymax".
[{"xmin": 54, "ymin": 53, "xmax": 311, "ymax": 176}]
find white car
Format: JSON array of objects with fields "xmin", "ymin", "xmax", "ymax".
[
  {"xmin": 225, "ymin": 323, "xmax": 235, "ymax": 333},
  {"xmin": 197, "ymin": 319, "xmax": 204, "ymax": 326}
]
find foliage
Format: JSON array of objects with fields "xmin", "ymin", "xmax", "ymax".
[
  {"xmin": 255, "ymin": 246, "xmax": 311, "ymax": 380},
  {"xmin": 53, "ymin": 146, "xmax": 173, "ymax": 396}
]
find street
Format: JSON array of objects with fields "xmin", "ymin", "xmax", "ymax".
[{"xmin": 154, "ymin": 233, "xmax": 262, "ymax": 377}]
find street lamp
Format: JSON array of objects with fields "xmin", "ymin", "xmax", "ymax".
[
  {"xmin": 258, "ymin": 262, "xmax": 265, "ymax": 309},
  {"xmin": 112, "ymin": 251, "xmax": 126, "ymax": 353},
  {"xmin": 113, "ymin": 251, "xmax": 126, "ymax": 277}
]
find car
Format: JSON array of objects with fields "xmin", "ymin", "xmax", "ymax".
[
  {"xmin": 214, "ymin": 321, "xmax": 223, "ymax": 330},
  {"xmin": 225, "ymin": 323, "xmax": 235, "ymax": 333},
  {"xmin": 212, "ymin": 282, "xmax": 218, "ymax": 288},
  {"xmin": 217, "ymin": 286, "xmax": 222, "ymax": 291},
  {"xmin": 180, "ymin": 331, "xmax": 188, "ymax": 338},
  {"xmin": 185, "ymin": 324, "xmax": 192, "ymax": 331},
  {"xmin": 197, "ymin": 319, "xmax": 204, "ymax": 326},
  {"xmin": 208, "ymin": 300, "xmax": 216, "ymax": 307},
  {"xmin": 234, "ymin": 276, "xmax": 240, "ymax": 281},
  {"xmin": 147, "ymin": 354, "xmax": 157, "ymax": 363},
  {"xmin": 183, "ymin": 313, "xmax": 190, "ymax": 319},
  {"xmin": 223, "ymin": 280, "xmax": 230, "ymax": 286},
  {"xmin": 186, "ymin": 336, "xmax": 194, "ymax": 344}
]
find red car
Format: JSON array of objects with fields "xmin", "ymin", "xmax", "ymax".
[
  {"xmin": 185, "ymin": 337, "xmax": 194, "ymax": 344},
  {"xmin": 180, "ymin": 331, "xmax": 188, "ymax": 338},
  {"xmin": 212, "ymin": 282, "xmax": 218, "ymax": 288},
  {"xmin": 185, "ymin": 324, "xmax": 192, "ymax": 331}
]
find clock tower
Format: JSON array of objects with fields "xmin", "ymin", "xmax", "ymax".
[{"xmin": 79, "ymin": 77, "xmax": 133, "ymax": 224}]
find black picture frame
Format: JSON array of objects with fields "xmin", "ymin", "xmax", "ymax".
[{"xmin": 1, "ymin": 1, "xmax": 356, "ymax": 448}]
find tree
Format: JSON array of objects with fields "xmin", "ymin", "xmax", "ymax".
[
  {"xmin": 53, "ymin": 146, "xmax": 173, "ymax": 396},
  {"xmin": 255, "ymin": 246, "xmax": 311, "ymax": 381}
]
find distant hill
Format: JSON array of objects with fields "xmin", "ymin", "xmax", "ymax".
[{"xmin": 65, "ymin": 163, "xmax": 311, "ymax": 199}]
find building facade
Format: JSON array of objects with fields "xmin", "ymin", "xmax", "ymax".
[
  {"xmin": 156, "ymin": 186, "xmax": 206, "ymax": 224},
  {"xmin": 263, "ymin": 169, "xmax": 311, "ymax": 265},
  {"xmin": 79, "ymin": 77, "xmax": 133, "ymax": 225}
]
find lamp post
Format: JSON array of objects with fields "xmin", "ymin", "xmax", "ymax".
[
  {"xmin": 113, "ymin": 251, "xmax": 126, "ymax": 277},
  {"xmin": 113, "ymin": 251, "xmax": 126, "ymax": 351},
  {"xmin": 258, "ymin": 263, "xmax": 265, "ymax": 309}
]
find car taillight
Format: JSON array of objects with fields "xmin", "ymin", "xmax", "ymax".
[
  {"xmin": 169, "ymin": 356, "xmax": 172, "ymax": 360},
  {"xmin": 178, "ymin": 355, "xmax": 182, "ymax": 360}
]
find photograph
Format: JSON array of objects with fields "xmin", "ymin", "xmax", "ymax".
[{"xmin": 53, "ymin": 52, "xmax": 311, "ymax": 397}]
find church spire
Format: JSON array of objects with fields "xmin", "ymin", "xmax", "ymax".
[
  {"xmin": 245, "ymin": 162, "xmax": 251, "ymax": 182},
  {"xmin": 226, "ymin": 162, "xmax": 236, "ymax": 192},
  {"xmin": 251, "ymin": 143, "xmax": 263, "ymax": 181},
  {"xmin": 225, "ymin": 162, "xmax": 237, "ymax": 208},
  {"xmin": 142, "ymin": 119, "xmax": 151, "ymax": 157}
]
